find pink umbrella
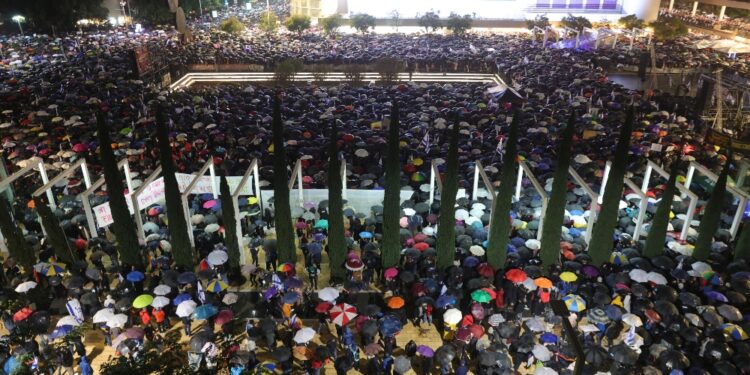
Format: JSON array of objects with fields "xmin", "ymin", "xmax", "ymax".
[
  {"xmin": 384, "ymin": 267, "xmax": 399, "ymax": 279},
  {"xmin": 399, "ymin": 217, "xmax": 408, "ymax": 228},
  {"xmin": 215, "ymin": 310, "xmax": 234, "ymax": 326},
  {"xmin": 203, "ymin": 200, "xmax": 217, "ymax": 209},
  {"xmin": 72, "ymin": 144, "xmax": 88, "ymax": 153}
]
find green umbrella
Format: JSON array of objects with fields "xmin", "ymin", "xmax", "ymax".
[
  {"xmin": 314, "ymin": 219, "xmax": 328, "ymax": 229},
  {"xmin": 132, "ymin": 294, "xmax": 154, "ymax": 309},
  {"xmin": 119, "ymin": 127, "xmax": 132, "ymax": 135},
  {"xmin": 471, "ymin": 290, "xmax": 492, "ymax": 303}
]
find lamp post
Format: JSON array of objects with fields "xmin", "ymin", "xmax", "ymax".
[
  {"xmin": 199, "ymin": 0, "xmax": 204, "ymax": 18},
  {"xmin": 12, "ymin": 15, "xmax": 25, "ymax": 36}
]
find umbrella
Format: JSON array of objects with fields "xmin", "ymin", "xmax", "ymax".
[
  {"xmin": 222, "ymin": 293, "xmax": 239, "ymax": 305},
  {"xmin": 534, "ymin": 277, "xmax": 553, "ymax": 289},
  {"xmin": 488, "ymin": 313, "xmax": 506, "ymax": 326},
  {"xmin": 106, "ymin": 314, "xmax": 128, "ymax": 329},
  {"xmin": 315, "ymin": 301, "xmax": 333, "ymax": 313},
  {"xmin": 207, "ymin": 250, "xmax": 228, "ymax": 265},
  {"xmin": 345, "ymin": 258, "xmax": 364, "ymax": 271},
  {"xmin": 417, "ymin": 345, "xmax": 434, "ymax": 357},
  {"xmin": 272, "ymin": 347, "xmax": 291, "ymax": 362},
  {"xmin": 50, "ymin": 325, "xmax": 73, "ymax": 340},
  {"xmin": 540, "ymin": 332, "xmax": 558, "ymax": 344},
  {"xmin": 126, "ymin": 270, "xmax": 144, "ymax": 282},
  {"xmin": 151, "ymin": 296, "xmax": 170, "ymax": 308},
  {"xmin": 207, "ymin": 279, "xmax": 228, "ymax": 293},
  {"xmin": 13, "ymin": 308, "xmax": 33, "ymax": 323},
  {"xmin": 93, "ymin": 308, "xmax": 115, "ymax": 324},
  {"xmin": 610, "ymin": 344, "xmax": 638, "ymax": 365},
  {"xmin": 329, "ymin": 303, "xmax": 357, "ymax": 326},
  {"xmin": 363, "ymin": 343, "xmax": 382, "ymax": 356},
  {"xmin": 436, "ymin": 294, "xmax": 457, "ymax": 309},
  {"xmin": 722, "ymin": 323, "xmax": 749, "ymax": 340},
  {"xmin": 317, "ymin": 287, "xmax": 339, "ymax": 302},
  {"xmin": 379, "ymin": 314, "xmax": 402, "ymax": 337},
  {"xmin": 658, "ymin": 349, "xmax": 690, "ymax": 371},
  {"xmin": 215, "ymin": 310, "xmax": 234, "ymax": 326},
  {"xmin": 132, "ymin": 294, "xmax": 154, "ymax": 309},
  {"xmin": 153, "ymin": 284, "xmax": 171, "ymax": 296},
  {"xmin": 533, "ymin": 344, "xmax": 552, "ymax": 361},
  {"xmin": 190, "ymin": 331, "xmax": 213, "ymax": 352},
  {"xmin": 173, "ymin": 293, "xmax": 192, "ymax": 306},
  {"xmin": 387, "ymin": 296, "xmax": 405, "ymax": 309},
  {"xmin": 176, "ymin": 300, "xmax": 198, "ymax": 318},
  {"xmin": 178, "ymin": 272, "xmax": 197, "ymax": 284},
  {"xmin": 192, "ymin": 305, "xmax": 218, "ymax": 320},
  {"xmin": 14, "ymin": 281, "xmax": 37, "ymax": 293},
  {"xmin": 622, "ymin": 313, "xmax": 643, "ymax": 327},
  {"xmin": 293, "ymin": 346, "xmax": 313, "ymax": 361},
  {"xmin": 282, "ymin": 292, "xmax": 300, "ymax": 304},
  {"xmin": 383, "ymin": 267, "xmax": 399, "ymax": 279},
  {"xmin": 45, "ymin": 263, "xmax": 66, "ymax": 276},
  {"xmin": 584, "ymin": 345, "xmax": 609, "ymax": 370},
  {"xmin": 443, "ymin": 309, "xmax": 462, "ymax": 325},
  {"xmin": 563, "ymin": 294, "xmax": 587, "ymax": 312},
  {"xmin": 394, "ymin": 356, "xmax": 411, "ymax": 374},
  {"xmin": 505, "ymin": 269, "xmax": 526, "ymax": 283},
  {"xmin": 560, "ymin": 271, "xmax": 578, "ymax": 282},
  {"xmin": 435, "ymin": 345, "xmax": 456, "ymax": 365},
  {"xmin": 56, "ymin": 315, "xmax": 80, "ymax": 327},
  {"xmin": 717, "ymin": 304, "xmax": 743, "ymax": 322}
]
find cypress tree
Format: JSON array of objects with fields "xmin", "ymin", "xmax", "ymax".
[
  {"xmin": 487, "ymin": 112, "xmax": 520, "ymax": 269},
  {"xmin": 156, "ymin": 108, "xmax": 193, "ymax": 268},
  {"xmin": 540, "ymin": 111, "xmax": 577, "ymax": 270},
  {"xmin": 33, "ymin": 197, "xmax": 76, "ymax": 265},
  {"xmin": 219, "ymin": 171, "xmax": 241, "ymax": 269},
  {"xmin": 643, "ymin": 159, "xmax": 680, "ymax": 258},
  {"xmin": 327, "ymin": 119, "xmax": 346, "ymax": 283},
  {"xmin": 588, "ymin": 108, "xmax": 634, "ymax": 265},
  {"xmin": 0, "ymin": 198, "xmax": 35, "ymax": 269},
  {"xmin": 693, "ymin": 152, "xmax": 732, "ymax": 260},
  {"xmin": 271, "ymin": 96, "xmax": 297, "ymax": 264},
  {"xmin": 734, "ymin": 218, "xmax": 750, "ymax": 261},
  {"xmin": 96, "ymin": 113, "xmax": 143, "ymax": 267},
  {"xmin": 381, "ymin": 102, "xmax": 402, "ymax": 268},
  {"xmin": 436, "ymin": 113, "xmax": 461, "ymax": 271}
]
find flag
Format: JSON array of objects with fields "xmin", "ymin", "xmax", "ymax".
[
  {"xmin": 421, "ymin": 132, "xmax": 430, "ymax": 153},
  {"xmin": 197, "ymin": 281, "xmax": 206, "ymax": 304},
  {"xmin": 496, "ymin": 136, "xmax": 505, "ymax": 155},
  {"xmin": 66, "ymin": 298, "xmax": 84, "ymax": 324},
  {"xmin": 625, "ymin": 325, "xmax": 637, "ymax": 347}
]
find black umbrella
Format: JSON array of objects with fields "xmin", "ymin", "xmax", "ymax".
[
  {"xmin": 79, "ymin": 292, "xmax": 99, "ymax": 306},
  {"xmin": 260, "ymin": 318, "xmax": 276, "ymax": 334},
  {"xmin": 479, "ymin": 351, "xmax": 504, "ymax": 367},
  {"xmin": 678, "ymin": 292, "xmax": 701, "ymax": 307},
  {"xmin": 435, "ymin": 344, "xmax": 456, "ymax": 365},
  {"xmin": 272, "ymin": 347, "xmax": 291, "ymax": 362},
  {"xmin": 178, "ymin": 272, "xmax": 197, "ymax": 284},
  {"xmin": 497, "ymin": 322, "xmax": 519, "ymax": 339},
  {"xmin": 361, "ymin": 319, "xmax": 378, "ymax": 336},
  {"xmin": 85, "ymin": 268, "xmax": 101, "ymax": 280},
  {"xmin": 658, "ymin": 349, "xmax": 690, "ymax": 372},
  {"xmin": 653, "ymin": 285, "xmax": 677, "ymax": 302},
  {"xmin": 400, "ymin": 271, "xmax": 415, "ymax": 283},
  {"xmin": 189, "ymin": 331, "xmax": 213, "ymax": 352},
  {"xmin": 65, "ymin": 276, "xmax": 85, "ymax": 289},
  {"xmin": 394, "ymin": 356, "xmax": 411, "ymax": 374},
  {"xmin": 115, "ymin": 297, "xmax": 133, "ymax": 312},
  {"xmin": 654, "ymin": 300, "xmax": 679, "ymax": 322},
  {"xmin": 584, "ymin": 345, "xmax": 610, "ymax": 371},
  {"xmin": 610, "ymin": 344, "xmax": 638, "ymax": 365}
]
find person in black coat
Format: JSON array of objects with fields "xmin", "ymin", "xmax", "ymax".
[{"xmin": 366, "ymin": 354, "xmax": 382, "ymax": 374}]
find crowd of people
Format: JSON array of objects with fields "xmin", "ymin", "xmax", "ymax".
[
  {"xmin": 660, "ymin": 7, "xmax": 750, "ymax": 36},
  {"xmin": 0, "ymin": 3, "xmax": 749, "ymax": 374}
]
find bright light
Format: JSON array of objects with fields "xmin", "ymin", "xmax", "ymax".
[
  {"xmin": 246, "ymin": 3, "xmax": 252, "ymax": 10},
  {"xmin": 108, "ymin": 17, "xmax": 118, "ymax": 25},
  {"xmin": 135, "ymin": 23, "xmax": 142, "ymax": 33},
  {"xmin": 117, "ymin": 16, "xmax": 126, "ymax": 25},
  {"xmin": 211, "ymin": 10, "xmax": 218, "ymax": 18},
  {"xmin": 77, "ymin": 19, "xmax": 90, "ymax": 25},
  {"xmin": 11, "ymin": 15, "xmax": 25, "ymax": 23}
]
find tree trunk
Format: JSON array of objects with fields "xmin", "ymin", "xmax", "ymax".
[
  {"xmin": 219, "ymin": 172, "xmax": 241, "ymax": 269},
  {"xmin": 271, "ymin": 96, "xmax": 297, "ymax": 264},
  {"xmin": 96, "ymin": 113, "xmax": 143, "ymax": 268},
  {"xmin": 327, "ymin": 119, "xmax": 346, "ymax": 283},
  {"xmin": 381, "ymin": 102, "xmax": 402, "ymax": 268},
  {"xmin": 487, "ymin": 113, "xmax": 520, "ymax": 269},
  {"xmin": 693, "ymin": 153, "xmax": 731, "ymax": 260},
  {"xmin": 436, "ymin": 113, "xmax": 461, "ymax": 271},
  {"xmin": 0, "ymin": 198, "xmax": 35, "ymax": 270},
  {"xmin": 33, "ymin": 197, "xmax": 77, "ymax": 265}
]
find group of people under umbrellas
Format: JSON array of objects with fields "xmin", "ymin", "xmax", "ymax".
[{"xmin": 0, "ymin": 3, "xmax": 749, "ymax": 374}]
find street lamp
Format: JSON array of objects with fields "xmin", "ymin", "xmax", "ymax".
[{"xmin": 12, "ymin": 15, "xmax": 25, "ymax": 36}]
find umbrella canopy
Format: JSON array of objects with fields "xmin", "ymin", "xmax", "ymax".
[
  {"xmin": 132, "ymin": 294, "xmax": 154, "ymax": 309},
  {"xmin": 329, "ymin": 303, "xmax": 357, "ymax": 326},
  {"xmin": 176, "ymin": 300, "xmax": 198, "ymax": 318},
  {"xmin": 443, "ymin": 308, "xmax": 463, "ymax": 325},
  {"xmin": 207, "ymin": 250, "xmax": 228, "ymax": 265},
  {"xmin": 153, "ymin": 284, "xmax": 171, "ymax": 296},
  {"xmin": 563, "ymin": 294, "xmax": 587, "ymax": 312},
  {"xmin": 317, "ymin": 287, "xmax": 340, "ymax": 302},
  {"xmin": 192, "ymin": 305, "xmax": 219, "ymax": 320},
  {"xmin": 151, "ymin": 296, "xmax": 170, "ymax": 309},
  {"xmin": 215, "ymin": 310, "xmax": 234, "ymax": 325}
]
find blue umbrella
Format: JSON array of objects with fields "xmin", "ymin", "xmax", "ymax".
[
  {"xmin": 173, "ymin": 293, "xmax": 192, "ymax": 306},
  {"xmin": 359, "ymin": 231, "xmax": 373, "ymax": 239},
  {"xmin": 126, "ymin": 271, "xmax": 145, "ymax": 283},
  {"xmin": 263, "ymin": 286, "xmax": 279, "ymax": 301},
  {"xmin": 463, "ymin": 256, "xmax": 480, "ymax": 268},
  {"xmin": 605, "ymin": 305, "xmax": 623, "ymax": 320},
  {"xmin": 436, "ymin": 294, "xmax": 457, "ymax": 309},
  {"xmin": 540, "ymin": 332, "xmax": 558, "ymax": 344},
  {"xmin": 50, "ymin": 325, "xmax": 73, "ymax": 339},
  {"xmin": 178, "ymin": 272, "xmax": 197, "ymax": 284},
  {"xmin": 307, "ymin": 243, "xmax": 323, "ymax": 255},
  {"xmin": 282, "ymin": 292, "xmax": 300, "ymax": 304},
  {"xmin": 421, "ymin": 278, "xmax": 439, "ymax": 294},
  {"xmin": 192, "ymin": 305, "xmax": 218, "ymax": 320},
  {"xmin": 379, "ymin": 314, "xmax": 402, "ymax": 337}
]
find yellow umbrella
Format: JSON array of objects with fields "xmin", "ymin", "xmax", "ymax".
[
  {"xmin": 132, "ymin": 294, "xmax": 154, "ymax": 309},
  {"xmin": 248, "ymin": 196, "xmax": 259, "ymax": 205},
  {"xmin": 560, "ymin": 271, "xmax": 578, "ymax": 282}
]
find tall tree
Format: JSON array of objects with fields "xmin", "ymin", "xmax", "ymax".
[
  {"xmin": 0, "ymin": 0, "xmax": 107, "ymax": 33},
  {"xmin": 0, "ymin": 199, "xmax": 35, "ymax": 269},
  {"xmin": 540, "ymin": 111, "xmax": 577, "ymax": 270},
  {"xmin": 271, "ymin": 96, "xmax": 297, "ymax": 264},
  {"xmin": 219, "ymin": 171, "xmax": 241, "ymax": 269},
  {"xmin": 436, "ymin": 113, "xmax": 461, "ymax": 270},
  {"xmin": 588, "ymin": 108, "xmax": 634, "ymax": 265},
  {"xmin": 735, "ymin": 218, "xmax": 750, "ymax": 261},
  {"xmin": 33, "ymin": 197, "xmax": 76, "ymax": 265},
  {"xmin": 382, "ymin": 102, "xmax": 402, "ymax": 268},
  {"xmin": 327, "ymin": 120, "xmax": 346, "ymax": 283},
  {"xmin": 156, "ymin": 108, "xmax": 193, "ymax": 268},
  {"xmin": 643, "ymin": 159, "xmax": 680, "ymax": 258},
  {"xmin": 96, "ymin": 113, "xmax": 142, "ymax": 268},
  {"xmin": 693, "ymin": 153, "xmax": 732, "ymax": 260},
  {"xmin": 487, "ymin": 113, "xmax": 520, "ymax": 269}
]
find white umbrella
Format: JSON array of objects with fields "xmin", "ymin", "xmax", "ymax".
[
  {"xmin": 93, "ymin": 308, "xmax": 115, "ymax": 324},
  {"xmin": 355, "ymin": 149, "xmax": 369, "ymax": 157},
  {"xmin": 622, "ymin": 313, "xmax": 643, "ymax": 327},
  {"xmin": 107, "ymin": 314, "xmax": 129, "ymax": 328},
  {"xmin": 454, "ymin": 209, "xmax": 469, "ymax": 221},
  {"xmin": 469, "ymin": 245, "xmax": 485, "ymax": 256},
  {"xmin": 176, "ymin": 300, "xmax": 198, "ymax": 318},
  {"xmin": 56, "ymin": 315, "xmax": 81, "ymax": 327},
  {"xmin": 628, "ymin": 269, "xmax": 649, "ymax": 283},
  {"xmin": 523, "ymin": 278, "xmax": 537, "ymax": 291},
  {"xmin": 646, "ymin": 271, "xmax": 667, "ymax": 285},
  {"xmin": 532, "ymin": 344, "xmax": 552, "ymax": 361},
  {"xmin": 488, "ymin": 313, "xmax": 505, "ymax": 326},
  {"xmin": 191, "ymin": 214, "xmax": 205, "ymax": 225},
  {"xmin": 15, "ymin": 281, "xmax": 37, "ymax": 293},
  {"xmin": 525, "ymin": 239, "xmax": 541, "ymax": 250},
  {"xmin": 317, "ymin": 287, "xmax": 340, "ymax": 302},
  {"xmin": 205, "ymin": 223, "xmax": 220, "ymax": 233},
  {"xmin": 222, "ymin": 293, "xmax": 239, "ymax": 305},
  {"xmin": 151, "ymin": 296, "xmax": 170, "ymax": 308},
  {"xmin": 207, "ymin": 250, "xmax": 228, "ymax": 265},
  {"xmin": 579, "ymin": 324, "xmax": 600, "ymax": 332},
  {"xmin": 691, "ymin": 261, "xmax": 712, "ymax": 273},
  {"xmin": 471, "ymin": 203, "xmax": 486, "ymax": 211},
  {"xmin": 403, "ymin": 208, "xmax": 416, "ymax": 216},
  {"xmin": 153, "ymin": 284, "xmax": 171, "ymax": 296},
  {"xmin": 535, "ymin": 367, "xmax": 558, "ymax": 375},
  {"xmin": 525, "ymin": 317, "xmax": 545, "ymax": 332},
  {"xmin": 443, "ymin": 308, "xmax": 462, "ymax": 325},
  {"xmin": 293, "ymin": 327, "xmax": 316, "ymax": 344},
  {"xmin": 574, "ymin": 154, "xmax": 592, "ymax": 164}
]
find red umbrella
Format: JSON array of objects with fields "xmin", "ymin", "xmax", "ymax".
[
  {"xmin": 455, "ymin": 326, "xmax": 472, "ymax": 342},
  {"xmin": 329, "ymin": 303, "xmax": 357, "ymax": 326},
  {"xmin": 414, "ymin": 242, "xmax": 429, "ymax": 252},
  {"xmin": 72, "ymin": 143, "xmax": 88, "ymax": 153},
  {"xmin": 481, "ymin": 288, "xmax": 497, "ymax": 299},
  {"xmin": 13, "ymin": 307, "xmax": 33, "ymax": 322},
  {"xmin": 215, "ymin": 310, "xmax": 234, "ymax": 326},
  {"xmin": 471, "ymin": 303, "xmax": 486, "ymax": 320},
  {"xmin": 477, "ymin": 263, "xmax": 495, "ymax": 278},
  {"xmin": 315, "ymin": 302, "xmax": 333, "ymax": 313},
  {"xmin": 505, "ymin": 269, "xmax": 527, "ymax": 283},
  {"xmin": 413, "ymin": 233, "xmax": 427, "ymax": 242},
  {"xmin": 469, "ymin": 324, "xmax": 485, "ymax": 338},
  {"xmin": 411, "ymin": 283, "xmax": 427, "ymax": 297}
]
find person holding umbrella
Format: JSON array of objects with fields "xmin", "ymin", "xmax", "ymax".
[{"xmin": 152, "ymin": 307, "xmax": 167, "ymax": 332}]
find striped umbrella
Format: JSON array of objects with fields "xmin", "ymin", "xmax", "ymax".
[
  {"xmin": 563, "ymin": 294, "xmax": 587, "ymax": 312},
  {"xmin": 45, "ymin": 263, "xmax": 66, "ymax": 277},
  {"xmin": 722, "ymin": 323, "xmax": 749, "ymax": 341},
  {"xmin": 207, "ymin": 279, "xmax": 228, "ymax": 293},
  {"xmin": 329, "ymin": 303, "xmax": 357, "ymax": 326}
]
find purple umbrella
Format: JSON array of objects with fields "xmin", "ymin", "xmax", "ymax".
[
  {"xmin": 417, "ymin": 345, "xmax": 434, "ymax": 358},
  {"xmin": 463, "ymin": 256, "xmax": 480, "ymax": 268},
  {"xmin": 705, "ymin": 290, "xmax": 729, "ymax": 303},
  {"xmin": 264, "ymin": 286, "xmax": 279, "ymax": 301},
  {"xmin": 581, "ymin": 265, "xmax": 599, "ymax": 278}
]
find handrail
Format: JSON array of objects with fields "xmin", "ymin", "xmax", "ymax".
[
  {"xmin": 644, "ymin": 160, "xmax": 699, "ymax": 241},
  {"xmin": 623, "ymin": 178, "xmax": 648, "ymax": 242},
  {"xmin": 685, "ymin": 160, "xmax": 749, "ymax": 238},
  {"xmin": 78, "ymin": 159, "xmax": 132, "ymax": 238},
  {"xmin": 32, "ymin": 159, "xmax": 91, "ymax": 210},
  {"xmin": 131, "ymin": 166, "xmax": 163, "ymax": 242},
  {"xmin": 569, "ymin": 166, "xmax": 599, "ymax": 243}
]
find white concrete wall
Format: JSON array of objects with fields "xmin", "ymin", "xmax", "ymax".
[{"xmin": 622, "ymin": 0, "xmax": 661, "ymax": 22}]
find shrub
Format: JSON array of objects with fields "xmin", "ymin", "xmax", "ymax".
[
  {"xmin": 320, "ymin": 14, "xmax": 343, "ymax": 36},
  {"xmin": 219, "ymin": 16, "xmax": 245, "ymax": 35},
  {"xmin": 285, "ymin": 14, "xmax": 311, "ymax": 35},
  {"xmin": 351, "ymin": 13, "xmax": 376, "ymax": 34},
  {"xmin": 418, "ymin": 11, "xmax": 442, "ymax": 33}
]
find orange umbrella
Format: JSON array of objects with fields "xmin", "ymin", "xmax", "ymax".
[
  {"xmin": 534, "ymin": 277, "xmax": 553, "ymax": 289},
  {"xmin": 387, "ymin": 296, "xmax": 405, "ymax": 309},
  {"xmin": 293, "ymin": 346, "xmax": 313, "ymax": 361}
]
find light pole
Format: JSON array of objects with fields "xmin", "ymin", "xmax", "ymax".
[
  {"xmin": 199, "ymin": 0, "xmax": 204, "ymax": 18},
  {"xmin": 12, "ymin": 15, "xmax": 25, "ymax": 36}
]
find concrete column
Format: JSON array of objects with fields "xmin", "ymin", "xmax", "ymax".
[
  {"xmin": 622, "ymin": 0, "xmax": 660, "ymax": 22},
  {"xmin": 692, "ymin": 1, "xmax": 699, "ymax": 17},
  {"xmin": 719, "ymin": 5, "xmax": 726, "ymax": 21},
  {"xmin": 669, "ymin": 0, "xmax": 674, "ymax": 11}
]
